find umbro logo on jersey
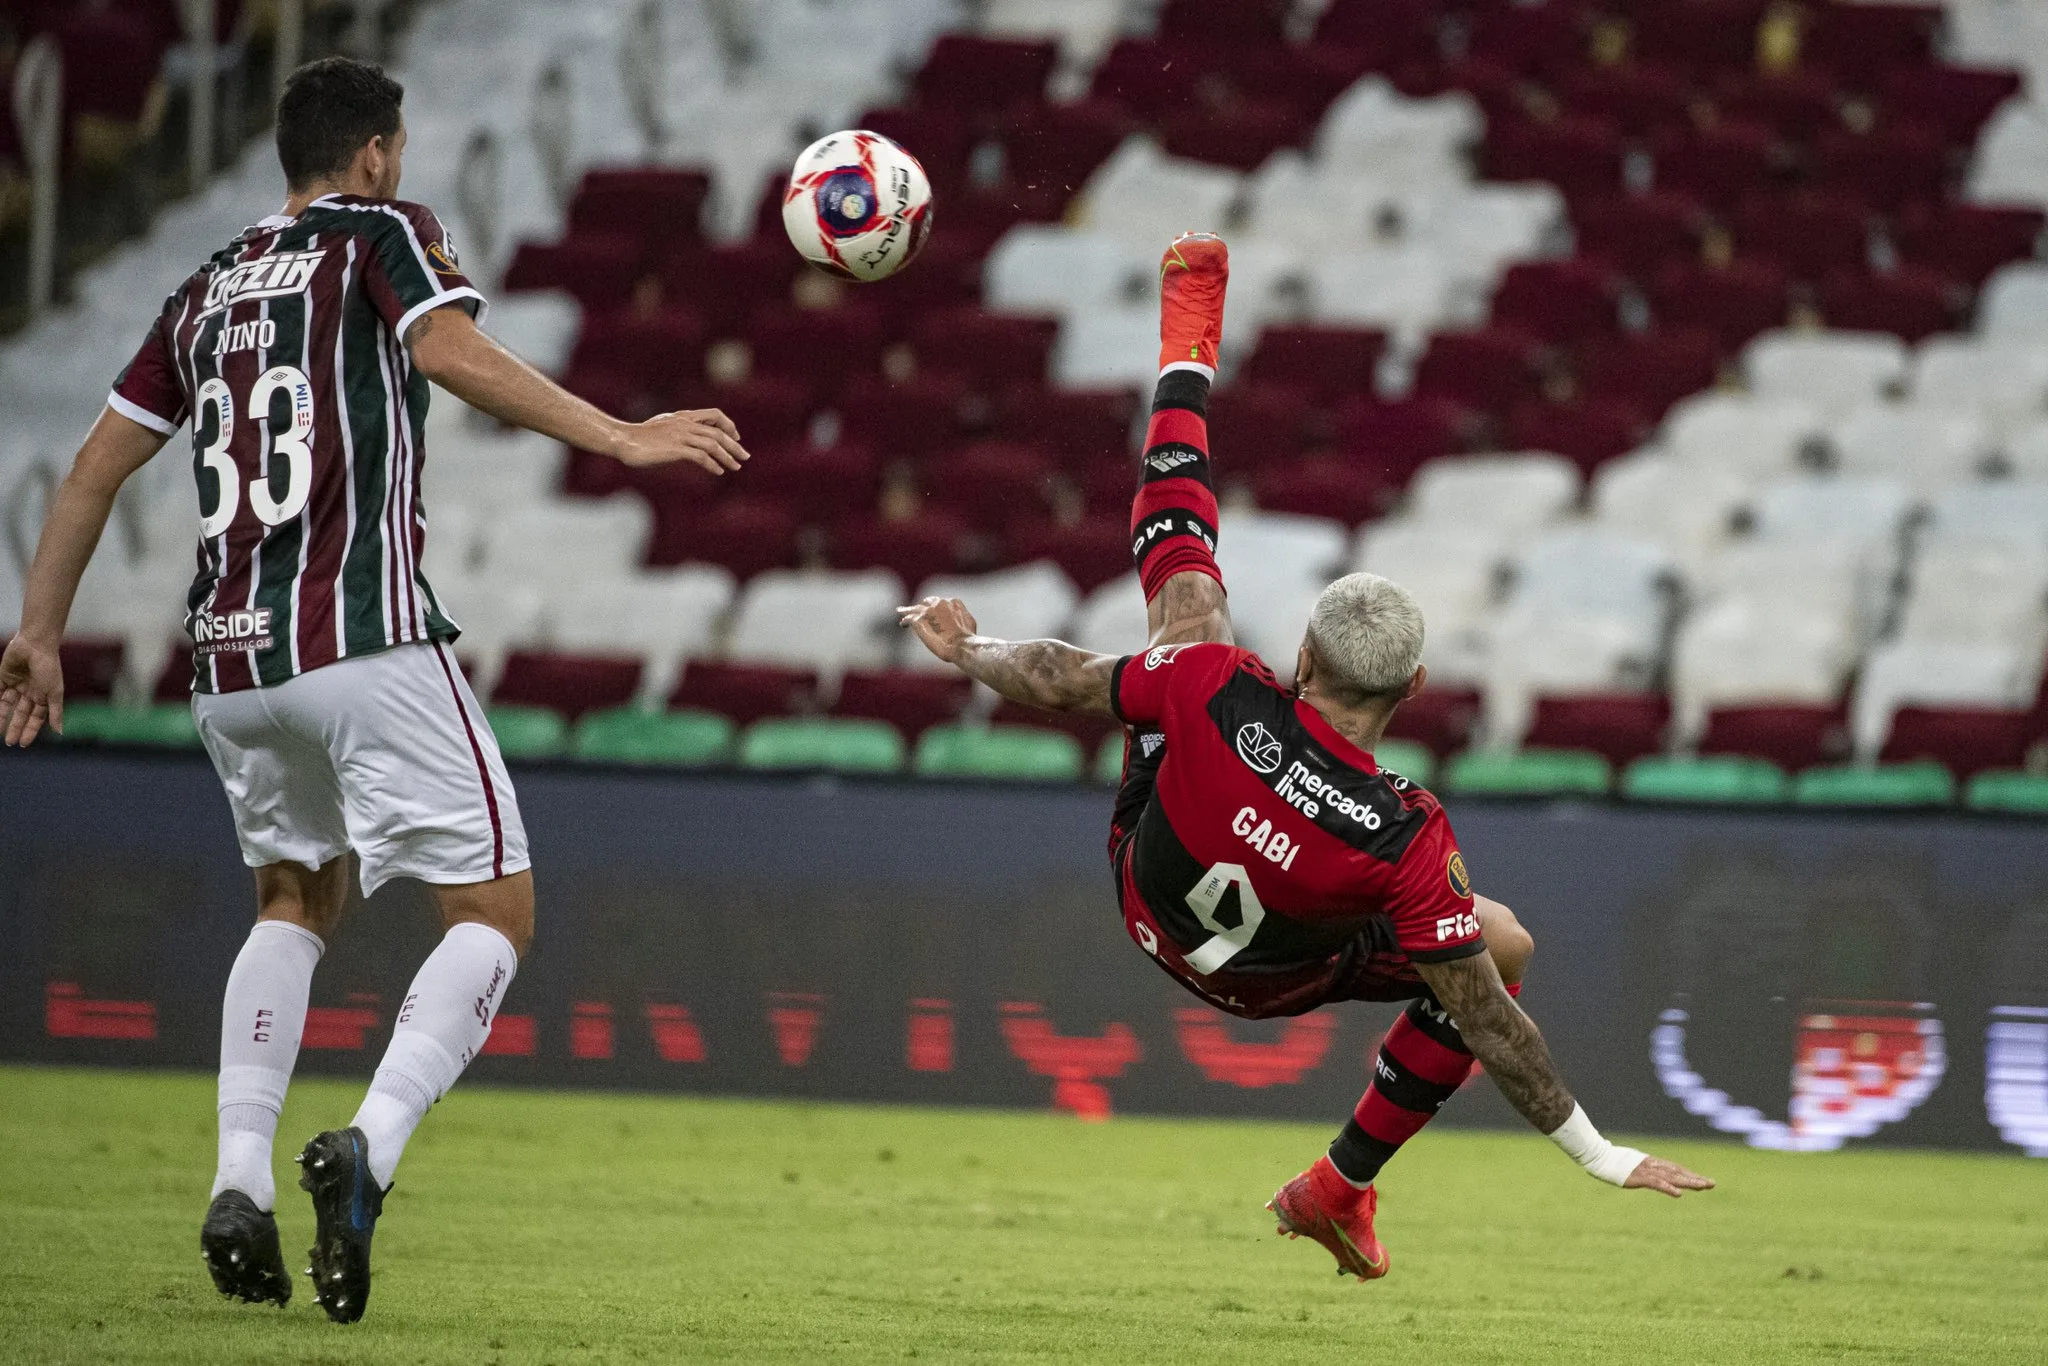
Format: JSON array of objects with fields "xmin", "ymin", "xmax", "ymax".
[
  {"xmin": 1234, "ymin": 721, "xmax": 1283, "ymax": 775},
  {"xmin": 199, "ymin": 249, "xmax": 324, "ymax": 317}
]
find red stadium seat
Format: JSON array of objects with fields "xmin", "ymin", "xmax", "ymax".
[
  {"xmin": 1078, "ymin": 459, "xmax": 1141, "ymax": 517},
  {"xmin": 833, "ymin": 669, "xmax": 973, "ymax": 736},
  {"xmin": 1559, "ymin": 63, "xmax": 1692, "ymax": 139},
  {"xmin": 1881, "ymin": 65, "xmax": 2024, "ymax": 146},
  {"xmin": 665, "ymin": 240, "xmax": 800, "ymax": 333},
  {"xmin": 999, "ymin": 387, "xmax": 1137, "ymax": 471},
  {"xmin": 1573, "ymin": 192, "xmax": 1708, "ymax": 281},
  {"xmin": 1410, "ymin": 326, "xmax": 1545, "ymax": 413},
  {"xmin": 677, "ymin": 377, "xmax": 814, "ymax": 449},
  {"xmin": 912, "ymin": 309, "xmax": 1060, "ymax": 388},
  {"xmin": 1630, "ymin": 0, "xmax": 1771, "ymax": 79},
  {"xmin": 670, "ymin": 661, "xmax": 818, "ymax": 726},
  {"xmin": 837, "ymin": 374, "xmax": 975, "ymax": 461},
  {"xmin": 492, "ymin": 651, "xmax": 643, "ymax": 721},
  {"xmin": 1223, "ymin": 45, "xmax": 1379, "ymax": 121},
  {"xmin": 1735, "ymin": 191, "xmax": 1872, "ymax": 282},
  {"xmin": 1575, "ymin": 326, "xmax": 1723, "ymax": 419},
  {"xmin": 1698, "ymin": 703, "xmax": 1850, "ymax": 771},
  {"xmin": 1651, "ymin": 120, "xmax": 1774, "ymax": 211},
  {"xmin": 644, "ymin": 496, "xmax": 800, "ymax": 577},
  {"xmin": 1483, "ymin": 115, "xmax": 1627, "ymax": 201},
  {"xmin": 1239, "ymin": 325, "xmax": 1387, "ymax": 404},
  {"xmin": 1491, "ymin": 259, "xmax": 1623, "ymax": 346},
  {"xmin": 1158, "ymin": 0, "xmax": 1290, "ymax": 49},
  {"xmin": 1091, "ymin": 39, "xmax": 1210, "ymax": 120},
  {"xmin": 1161, "ymin": 101, "xmax": 1317, "ymax": 173},
  {"xmin": 1467, "ymin": 2, "xmax": 1587, "ymax": 83},
  {"xmin": 733, "ymin": 442, "xmax": 882, "ymax": 526},
  {"xmin": 567, "ymin": 306, "xmax": 705, "ymax": 396},
  {"xmin": 1880, "ymin": 706, "xmax": 2032, "ymax": 779},
  {"xmin": 1381, "ymin": 686, "xmax": 1482, "ymax": 760},
  {"xmin": 503, "ymin": 233, "xmax": 645, "ymax": 309},
  {"xmin": 1649, "ymin": 256, "xmax": 1791, "ymax": 350},
  {"xmin": 1713, "ymin": 70, "xmax": 1841, "ymax": 145},
  {"xmin": 1005, "ymin": 516, "xmax": 1133, "ymax": 591},
  {"xmin": 566, "ymin": 168, "xmax": 710, "ymax": 248},
  {"xmin": 1809, "ymin": 124, "xmax": 1949, "ymax": 214},
  {"xmin": 1003, "ymin": 100, "xmax": 1134, "ymax": 199},
  {"xmin": 1524, "ymin": 693, "xmax": 1672, "ymax": 769},
  {"xmin": 922, "ymin": 442, "xmax": 1060, "ymax": 529},
  {"xmin": 912, "ymin": 35, "xmax": 1057, "ymax": 119},
  {"xmin": 855, "ymin": 106, "xmax": 975, "ymax": 193},
  {"xmin": 747, "ymin": 302, "xmax": 887, "ymax": 395},
  {"xmin": 1895, "ymin": 203, "xmax": 2048, "ymax": 288},
  {"xmin": 31, "ymin": 637, "xmax": 125, "ymax": 703},
  {"xmin": 1204, "ymin": 384, "xmax": 1315, "ymax": 474},
  {"xmin": 1251, "ymin": 457, "xmax": 1391, "ymax": 527},
  {"xmin": 1508, "ymin": 397, "xmax": 1649, "ymax": 473},
  {"xmin": 830, "ymin": 511, "xmax": 974, "ymax": 587},
  {"xmin": 1312, "ymin": 0, "xmax": 1441, "ymax": 71},
  {"xmin": 1818, "ymin": 266, "xmax": 1958, "ymax": 344},
  {"xmin": 1336, "ymin": 396, "xmax": 1475, "ymax": 483},
  {"xmin": 1804, "ymin": 2, "xmax": 1941, "ymax": 93}
]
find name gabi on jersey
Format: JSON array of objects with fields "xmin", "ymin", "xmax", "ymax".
[
  {"xmin": 198, "ymin": 249, "xmax": 324, "ymax": 317},
  {"xmin": 1276, "ymin": 758, "xmax": 1384, "ymax": 829},
  {"xmin": 193, "ymin": 606, "xmax": 275, "ymax": 655},
  {"xmin": 1232, "ymin": 805, "xmax": 1301, "ymax": 869}
]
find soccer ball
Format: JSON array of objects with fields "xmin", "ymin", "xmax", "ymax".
[{"xmin": 781, "ymin": 130, "xmax": 933, "ymax": 283}]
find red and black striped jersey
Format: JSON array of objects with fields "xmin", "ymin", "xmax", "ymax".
[
  {"xmin": 1111, "ymin": 642, "xmax": 1484, "ymax": 975},
  {"xmin": 109, "ymin": 194, "xmax": 482, "ymax": 694}
]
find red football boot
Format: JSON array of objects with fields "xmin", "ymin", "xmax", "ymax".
[
  {"xmin": 1157, "ymin": 231, "xmax": 1229, "ymax": 374},
  {"xmin": 1267, "ymin": 1155, "xmax": 1390, "ymax": 1282}
]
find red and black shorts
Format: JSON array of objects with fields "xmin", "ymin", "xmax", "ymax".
[{"xmin": 1105, "ymin": 727, "xmax": 1431, "ymax": 1021}]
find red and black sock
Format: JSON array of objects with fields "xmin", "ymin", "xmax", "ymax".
[
  {"xmin": 1130, "ymin": 369, "xmax": 1222, "ymax": 603},
  {"xmin": 1327, "ymin": 985, "xmax": 1522, "ymax": 1187}
]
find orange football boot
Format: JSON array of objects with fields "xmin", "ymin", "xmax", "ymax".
[
  {"xmin": 1157, "ymin": 231, "xmax": 1229, "ymax": 373},
  {"xmin": 1267, "ymin": 1155, "xmax": 1390, "ymax": 1282}
]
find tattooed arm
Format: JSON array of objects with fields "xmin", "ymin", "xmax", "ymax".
[
  {"xmin": 1417, "ymin": 951, "xmax": 1714, "ymax": 1196},
  {"xmin": 897, "ymin": 597, "xmax": 1116, "ymax": 714}
]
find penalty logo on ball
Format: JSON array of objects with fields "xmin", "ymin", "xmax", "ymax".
[{"xmin": 783, "ymin": 130, "xmax": 933, "ymax": 283}]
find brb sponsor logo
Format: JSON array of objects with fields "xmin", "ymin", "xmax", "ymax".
[
  {"xmin": 193, "ymin": 606, "xmax": 274, "ymax": 655},
  {"xmin": 1234, "ymin": 722, "xmax": 1283, "ymax": 775},
  {"xmin": 199, "ymin": 249, "xmax": 323, "ymax": 317},
  {"xmin": 1435, "ymin": 911, "xmax": 1480, "ymax": 942}
]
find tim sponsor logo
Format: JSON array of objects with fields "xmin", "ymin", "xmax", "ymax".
[
  {"xmin": 193, "ymin": 607, "xmax": 274, "ymax": 656},
  {"xmin": 199, "ymin": 249, "xmax": 323, "ymax": 317}
]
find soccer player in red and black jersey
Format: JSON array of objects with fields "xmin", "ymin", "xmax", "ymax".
[
  {"xmin": 1, "ymin": 59, "xmax": 749, "ymax": 1321},
  {"xmin": 902, "ymin": 233, "xmax": 1711, "ymax": 1282}
]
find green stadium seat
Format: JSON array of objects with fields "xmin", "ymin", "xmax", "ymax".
[
  {"xmin": 1444, "ymin": 747, "xmax": 1612, "ymax": 796},
  {"xmin": 1792, "ymin": 761, "xmax": 1955, "ymax": 807},
  {"xmin": 1095, "ymin": 733, "xmax": 1129, "ymax": 785},
  {"xmin": 572, "ymin": 707, "xmax": 734, "ymax": 766},
  {"xmin": 739, "ymin": 717, "xmax": 905, "ymax": 773},
  {"xmin": 1964, "ymin": 769, "xmax": 2048, "ymax": 814},
  {"xmin": 485, "ymin": 705, "xmax": 568, "ymax": 758},
  {"xmin": 1622, "ymin": 755, "xmax": 1789, "ymax": 803},
  {"xmin": 1369, "ymin": 738, "xmax": 1436, "ymax": 787},
  {"xmin": 56, "ymin": 702, "xmax": 202, "ymax": 748},
  {"xmin": 915, "ymin": 724, "xmax": 1084, "ymax": 781}
]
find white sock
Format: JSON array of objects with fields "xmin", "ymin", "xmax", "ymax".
[
  {"xmin": 351, "ymin": 921, "xmax": 517, "ymax": 1189},
  {"xmin": 213, "ymin": 919, "xmax": 324, "ymax": 1211}
]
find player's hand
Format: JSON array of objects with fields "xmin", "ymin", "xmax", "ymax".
[
  {"xmin": 896, "ymin": 596, "xmax": 979, "ymax": 665},
  {"xmin": 615, "ymin": 408, "xmax": 750, "ymax": 473},
  {"xmin": 0, "ymin": 633, "xmax": 64, "ymax": 747},
  {"xmin": 1622, "ymin": 1153, "xmax": 1715, "ymax": 1198}
]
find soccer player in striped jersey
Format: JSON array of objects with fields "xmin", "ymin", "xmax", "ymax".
[{"xmin": 0, "ymin": 58, "xmax": 749, "ymax": 1322}]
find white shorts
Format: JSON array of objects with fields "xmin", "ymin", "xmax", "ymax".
[{"xmin": 193, "ymin": 641, "xmax": 530, "ymax": 896}]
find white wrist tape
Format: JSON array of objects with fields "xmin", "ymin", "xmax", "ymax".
[{"xmin": 1547, "ymin": 1103, "xmax": 1646, "ymax": 1186}]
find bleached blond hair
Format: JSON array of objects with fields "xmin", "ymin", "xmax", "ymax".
[{"xmin": 1305, "ymin": 572, "xmax": 1425, "ymax": 702}]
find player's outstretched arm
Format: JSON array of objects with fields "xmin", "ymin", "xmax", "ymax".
[
  {"xmin": 403, "ymin": 306, "xmax": 750, "ymax": 475},
  {"xmin": 1, "ymin": 408, "xmax": 168, "ymax": 746},
  {"xmin": 898, "ymin": 596, "xmax": 1116, "ymax": 714},
  {"xmin": 1415, "ymin": 951, "xmax": 1715, "ymax": 1198}
]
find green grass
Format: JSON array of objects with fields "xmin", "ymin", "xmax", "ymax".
[{"xmin": 2, "ymin": 1067, "xmax": 2044, "ymax": 1364}]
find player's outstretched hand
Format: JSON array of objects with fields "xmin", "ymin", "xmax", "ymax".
[
  {"xmin": 616, "ymin": 408, "xmax": 750, "ymax": 473},
  {"xmin": 1622, "ymin": 1153, "xmax": 1715, "ymax": 1198},
  {"xmin": 0, "ymin": 634, "xmax": 64, "ymax": 747},
  {"xmin": 897, "ymin": 596, "xmax": 979, "ymax": 665}
]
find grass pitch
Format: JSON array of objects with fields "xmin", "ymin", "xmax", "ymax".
[{"xmin": 2, "ymin": 1066, "xmax": 2044, "ymax": 1364}]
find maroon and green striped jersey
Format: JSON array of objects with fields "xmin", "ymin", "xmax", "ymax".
[{"xmin": 110, "ymin": 194, "xmax": 483, "ymax": 694}]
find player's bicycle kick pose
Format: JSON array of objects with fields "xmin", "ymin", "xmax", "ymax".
[{"xmin": 900, "ymin": 231, "xmax": 1711, "ymax": 1282}]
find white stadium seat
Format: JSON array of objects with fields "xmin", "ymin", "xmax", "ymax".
[
  {"xmin": 1826, "ymin": 403, "xmax": 1995, "ymax": 488},
  {"xmin": 1404, "ymin": 454, "xmax": 1580, "ymax": 533},
  {"xmin": 1218, "ymin": 509, "xmax": 1350, "ymax": 588},
  {"xmin": 1352, "ymin": 522, "xmax": 1510, "ymax": 683},
  {"xmin": 1924, "ymin": 481, "xmax": 2048, "ymax": 546},
  {"xmin": 1315, "ymin": 78, "xmax": 1482, "ymax": 183},
  {"xmin": 1077, "ymin": 138, "xmax": 1242, "ymax": 247},
  {"xmin": 1483, "ymin": 612, "xmax": 1663, "ymax": 745},
  {"xmin": 1996, "ymin": 421, "xmax": 2048, "ymax": 481},
  {"xmin": 1671, "ymin": 597, "xmax": 1860, "ymax": 736},
  {"xmin": 1071, "ymin": 572, "xmax": 1152, "ymax": 657},
  {"xmin": 906, "ymin": 562, "xmax": 1080, "ymax": 670},
  {"xmin": 1662, "ymin": 393, "xmax": 1827, "ymax": 475},
  {"xmin": 543, "ymin": 566, "xmax": 737, "ymax": 699},
  {"xmin": 984, "ymin": 226, "xmax": 1151, "ymax": 317},
  {"xmin": 1911, "ymin": 337, "xmax": 2048, "ymax": 430},
  {"xmin": 1306, "ymin": 247, "xmax": 1460, "ymax": 341},
  {"xmin": 1851, "ymin": 640, "xmax": 2044, "ymax": 758},
  {"xmin": 725, "ymin": 568, "xmax": 905, "ymax": 674},
  {"xmin": 1589, "ymin": 451, "xmax": 1748, "ymax": 573},
  {"xmin": 1053, "ymin": 305, "xmax": 1162, "ymax": 390},
  {"xmin": 1978, "ymin": 263, "xmax": 2048, "ymax": 342},
  {"xmin": 478, "ymin": 495, "xmax": 651, "ymax": 586},
  {"xmin": 483, "ymin": 291, "xmax": 582, "ymax": 375},
  {"xmin": 422, "ymin": 426, "xmax": 567, "ymax": 514},
  {"xmin": 1744, "ymin": 330, "xmax": 1909, "ymax": 413},
  {"xmin": 1895, "ymin": 536, "xmax": 2048, "ymax": 653},
  {"xmin": 1748, "ymin": 477, "xmax": 1916, "ymax": 553},
  {"xmin": 437, "ymin": 576, "xmax": 546, "ymax": 695}
]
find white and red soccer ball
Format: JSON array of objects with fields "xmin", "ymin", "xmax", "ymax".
[{"xmin": 782, "ymin": 130, "xmax": 933, "ymax": 283}]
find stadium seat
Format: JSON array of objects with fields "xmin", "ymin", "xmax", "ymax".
[
  {"xmin": 1238, "ymin": 325, "xmax": 1387, "ymax": 403},
  {"xmin": 1381, "ymin": 687, "xmax": 1482, "ymax": 760},
  {"xmin": 1672, "ymin": 598, "xmax": 1859, "ymax": 738},
  {"xmin": 1662, "ymin": 393, "xmax": 1826, "ymax": 476},
  {"xmin": 1336, "ymin": 396, "xmax": 1474, "ymax": 480},
  {"xmin": 913, "ymin": 310, "xmax": 1061, "ymax": 391},
  {"xmin": 1793, "ymin": 761, "xmax": 1957, "ymax": 808},
  {"xmin": 907, "ymin": 562, "xmax": 1081, "ymax": 666},
  {"xmin": 1507, "ymin": 398, "xmax": 1648, "ymax": 472},
  {"xmin": 1409, "ymin": 327, "xmax": 1544, "ymax": 415},
  {"xmin": 1910, "ymin": 338, "xmax": 2048, "ymax": 431},
  {"xmin": 1651, "ymin": 120, "xmax": 1775, "ymax": 212},
  {"xmin": 1306, "ymin": 248, "xmax": 1458, "ymax": 341},
  {"xmin": 831, "ymin": 512, "xmax": 974, "ymax": 591},
  {"xmin": 1003, "ymin": 517, "xmax": 1131, "ymax": 593},
  {"xmin": 1095, "ymin": 732, "xmax": 1128, "ymax": 785},
  {"xmin": 1923, "ymin": 482, "xmax": 2048, "ymax": 545},
  {"xmin": 1895, "ymin": 536, "xmax": 2048, "ymax": 651},
  {"xmin": 1851, "ymin": 640, "xmax": 2042, "ymax": 758},
  {"xmin": 484, "ymin": 705, "xmax": 569, "ymax": 759},
  {"xmin": 53, "ymin": 702, "xmax": 201, "ymax": 749},
  {"xmin": 733, "ymin": 443, "xmax": 883, "ymax": 526},
  {"xmin": 1070, "ymin": 572, "xmax": 1151, "ymax": 657},
  {"xmin": 1523, "ymin": 694, "xmax": 1672, "ymax": 770},
  {"xmin": 490, "ymin": 651, "xmax": 643, "ymax": 722},
  {"xmin": 480, "ymin": 497, "xmax": 652, "ymax": 588},
  {"xmin": 1881, "ymin": 64, "xmax": 2024, "ymax": 146},
  {"xmin": 1443, "ymin": 748, "xmax": 1612, "ymax": 797},
  {"xmin": 1489, "ymin": 259, "xmax": 1624, "ymax": 347},
  {"xmin": 1078, "ymin": 138, "xmax": 1243, "ymax": 247},
  {"xmin": 914, "ymin": 724, "xmax": 1085, "ymax": 781},
  {"xmin": 1810, "ymin": 125, "xmax": 1949, "ymax": 213},
  {"xmin": 833, "ymin": 669, "xmax": 974, "ymax": 735},
  {"xmin": 1572, "ymin": 191, "xmax": 1706, "ymax": 281},
  {"xmin": 571, "ymin": 707, "xmax": 735, "ymax": 767},
  {"xmin": 644, "ymin": 497, "xmax": 800, "ymax": 580},
  {"xmin": 543, "ymin": 568, "xmax": 736, "ymax": 701},
  {"xmin": 738, "ymin": 717, "xmax": 906, "ymax": 773},
  {"xmin": 1649, "ymin": 255, "xmax": 1792, "ymax": 351},
  {"xmin": 1403, "ymin": 454, "xmax": 1579, "ymax": 534},
  {"xmin": 1352, "ymin": 523, "xmax": 1507, "ymax": 682},
  {"xmin": 1368, "ymin": 737, "xmax": 1436, "ymax": 787},
  {"xmin": 1879, "ymin": 706, "xmax": 2033, "ymax": 779},
  {"xmin": 1576, "ymin": 328, "xmax": 1722, "ymax": 422},
  {"xmin": 1589, "ymin": 451, "xmax": 1748, "ymax": 573},
  {"xmin": 1715, "ymin": 68, "xmax": 1843, "ymax": 145},
  {"xmin": 1482, "ymin": 115, "xmax": 1626, "ymax": 202},
  {"xmin": 1621, "ymin": 755, "xmax": 1790, "ymax": 804},
  {"xmin": 1894, "ymin": 203, "xmax": 2047, "ymax": 288},
  {"xmin": 1054, "ymin": 305, "xmax": 1165, "ymax": 391},
  {"xmin": 1205, "ymin": 385, "xmax": 1316, "ymax": 473},
  {"xmin": 726, "ymin": 569, "xmax": 905, "ymax": 675},
  {"xmin": 922, "ymin": 443, "xmax": 1061, "ymax": 530},
  {"xmin": 1696, "ymin": 702, "xmax": 1849, "ymax": 772},
  {"xmin": 1743, "ymin": 331, "xmax": 1909, "ymax": 414},
  {"xmin": 1978, "ymin": 264, "xmax": 2048, "ymax": 342},
  {"xmin": 912, "ymin": 34, "xmax": 1057, "ymax": 117},
  {"xmin": 1252, "ymin": 458, "xmax": 1393, "ymax": 528},
  {"xmin": 747, "ymin": 303, "xmax": 887, "ymax": 396},
  {"xmin": 835, "ymin": 374, "xmax": 974, "ymax": 461},
  {"xmin": 1002, "ymin": 98, "xmax": 1136, "ymax": 195},
  {"xmin": 1559, "ymin": 66, "xmax": 1693, "ymax": 141},
  {"xmin": 1826, "ymin": 404, "xmax": 1994, "ymax": 488},
  {"xmin": 1734, "ymin": 192, "xmax": 1872, "ymax": 283},
  {"xmin": 485, "ymin": 291, "xmax": 582, "ymax": 375},
  {"xmin": 984, "ymin": 226, "xmax": 1150, "ymax": 318},
  {"xmin": 669, "ymin": 661, "xmax": 818, "ymax": 728},
  {"xmin": 1965, "ymin": 770, "xmax": 2048, "ymax": 814},
  {"xmin": 1748, "ymin": 478, "xmax": 1915, "ymax": 557},
  {"xmin": 1818, "ymin": 267, "xmax": 1959, "ymax": 345}
]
